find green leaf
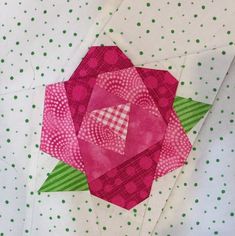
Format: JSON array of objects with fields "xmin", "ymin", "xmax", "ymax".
[
  {"xmin": 39, "ymin": 161, "xmax": 88, "ymax": 192},
  {"xmin": 174, "ymin": 96, "xmax": 212, "ymax": 133}
]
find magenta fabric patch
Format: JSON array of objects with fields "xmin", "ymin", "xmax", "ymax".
[{"xmin": 40, "ymin": 46, "xmax": 192, "ymax": 209}]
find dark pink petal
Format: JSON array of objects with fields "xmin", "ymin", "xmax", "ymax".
[
  {"xmin": 136, "ymin": 67, "xmax": 178, "ymax": 122},
  {"xmin": 69, "ymin": 46, "xmax": 133, "ymax": 79},
  {"xmin": 89, "ymin": 142, "xmax": 162, "ymax": 210}
]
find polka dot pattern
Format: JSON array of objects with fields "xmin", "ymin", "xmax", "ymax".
[
  {"xmin": 64, "ymin": 76, "xmax": 95, "ymax": 136},
  {"xmin": 156, "ymin": 111, "xmax": 192, "ymax": 178},
  {"xmin": 89, "ymin": 142, "xmax": 162, "ymax": 210},
  {"xmin": 137, "ymin": 67, "xmax": 178, "ymax": 122},
  {"xmin": 64, "ymin": 46, "xmax": 134, "ymax": 136},
  {"xmin": 97, "ymin": 67, "xmax": 162, "ymax": 117},
  {"xmin": 0, "ymin": 0, "xmax": 116, "ymax": 94},
  {"xmin": 0, "ymin": 161, "xmax": 26, "ymax": 236},
  {"xmin": 104, "ymin": 0, "xmax": 235, "ymax": 64},
  {"xmin": 40, "ymin": 83, "xmax": 84, "ymax": 171},
  {"xmin": 69, "ymin": 46, "xmax": 133, "ymax": 79}
]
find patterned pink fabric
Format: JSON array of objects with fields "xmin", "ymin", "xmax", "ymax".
[
  {"xmin": 64, "ymin": 75, "xmax": 95, "ymax": 136},
  {"xmin": 40, "ymin": 46, "xmax": 193, "ymax": 210},
  {"xmin": 90, "ymin": 104, "xmax": 130, "ymax": 140},
  {"xmin": 78, "ymin": 113, "xmax": 125, "ymax": 155},
  {"xmin": 40, "ymin": 83, "xmax": 84, "ymax": 171},
  {"xmin": 97, "ymin": 67, "xmax": 161, "ymax": 118},
  {"xmin": 78, "ymin": 104, "xmax": 167, "ymax": 182},
  {"xmin": 155, "ymin": 111, "xmax": 192, "ymax": 178},
  {"xmin": 89, "ymin": 142, "xmax": 162, "ymax": 210},
  {"xmin": 69, "ymin": 46, "xmax": 133, "ymax": 79},
  {"xmin": 86, "ymin": 84, "xmax": 127, "ymax": 113},
  {"xmin": 136, "ymin": 67, "xmax": 178, "ymax": 122},
  {"xmin": 64, "ymin": 46, "xmax": 133, "ymax": 135}
]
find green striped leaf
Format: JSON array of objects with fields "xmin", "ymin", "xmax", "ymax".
[
  {"xmin": 174, "ymin": 96, "xmax": 212, "ymax": 133},
  {"xmin": 39, "ymin": 161, "xmax": 89, "ymax": 192}
]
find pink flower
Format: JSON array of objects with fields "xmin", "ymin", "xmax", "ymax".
[{"xmin": 40, "ymin": 46, "xmax": 192, "ymax": 209}]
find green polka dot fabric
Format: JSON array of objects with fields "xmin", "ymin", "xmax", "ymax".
[{"xmin": 1, "ymin": 0, "xmax": 235, "ymax": 235}]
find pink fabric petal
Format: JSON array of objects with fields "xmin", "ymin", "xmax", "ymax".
[
  {"xmin": 125, "ymin": 104, "xmax": 167, "ymax": 157},
  {"xmin": 78, "ymin": 103, "xmax": 166, "ymax": 182},
  {"xmin": 86, "ymin": 84, "xmax": 127, "ymax": 113},
  {"xmin": 155, "ymin": 111, "xmax": 192, "ymax": 178},
  {"xmin": 40, "ymin": 83, "xmax": 84, "ymax": 171},
  {"xmin": 90, "ymin": 103, "xmax": 130, "ymax": 140},
  {"xmin": 69, "ymin": 46, "xmax": 133, "ymax": 79},
  {"xmin": 97, "ymin": 67, "xmax": 162, "ymax": 118},
  {"xmin": 89, "ymin": 142, "xmax": 162, "ymax": 210},
  {"xmin": 78, "ymin": 140, "xmax": 128, "ymax": 181},
  {"xmin": 78, "ymin": 113, "xmax": 125, "ymax": 155},
  {"xmin": 136, "ymin": 67, "xmax": 178, "ymax": 122},
  {"xmin": 64, "ymin": 75, "xmax": 96, "ymax": 135}
]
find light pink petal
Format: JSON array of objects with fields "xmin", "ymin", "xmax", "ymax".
[
  {"xmin": 155, "ymin": 110, "xmax": 192, "ymax": 178},
  {"xmin": 40, "ymin": 83, "xmax": 84, "ymax": 171}
]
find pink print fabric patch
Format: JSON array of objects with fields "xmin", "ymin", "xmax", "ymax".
[{"xmin": 40, "ymin": 46, "xmax": 192, "ymax": 209}]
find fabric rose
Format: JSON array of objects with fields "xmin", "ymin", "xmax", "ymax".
[{"xmin": 40, "ymin": 46, "xmax": 192, "ymax": 209}]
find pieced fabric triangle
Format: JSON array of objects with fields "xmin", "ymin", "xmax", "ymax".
[{"xmin": 90, "ymin": 103, "xmax": 131, "ymax": 140}]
